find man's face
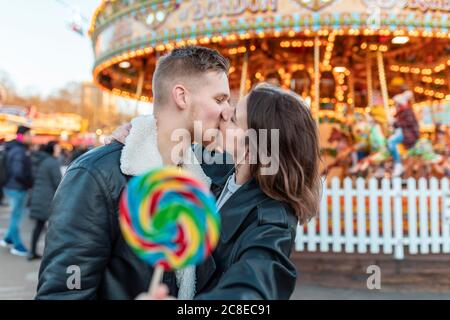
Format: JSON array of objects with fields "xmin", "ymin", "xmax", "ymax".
[{"xmin": 187, "ymin": 71, "xmax": 231, "ymax": 146}]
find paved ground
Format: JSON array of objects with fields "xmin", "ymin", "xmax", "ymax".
[
  {"xmin": 1, "ymin": 203, "xmax": 450, "ymax": 300},
  {"xmin": 0, "ymin": 203, "xmax": 43, "ymax": 300}
]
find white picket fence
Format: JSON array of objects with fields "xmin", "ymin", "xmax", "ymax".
[{"xmin": 295, "ymin": 177, "xmax": 450, "ymax": 260}]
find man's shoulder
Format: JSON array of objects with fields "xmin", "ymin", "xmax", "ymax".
[{"xmin": 69, "ymin": 142, "xmax": 125, "ymax": 176}]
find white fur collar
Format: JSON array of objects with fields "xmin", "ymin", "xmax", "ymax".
[
  {"xmin": 120, "ymin": 115, "xmax": 211, "ymax": 187},
  {"xmin": 120, "ymin": 115, "xmax": 211, "ymax": 300}
]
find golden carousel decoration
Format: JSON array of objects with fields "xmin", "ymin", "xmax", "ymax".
[{"xmin": 89, "ymin": 0, "xmax": 449, "ymax": 125}]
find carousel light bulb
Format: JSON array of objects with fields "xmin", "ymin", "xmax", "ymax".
[
  {"xmin": 156, "ymin": 11, "xmax": 165, "ymax": 22},
  {"xmin": 119, "ymin": 61, "xmax": 131, "ymax": 69},
  {"xmin": 146, "ymin": 13, "xmax": 155, "ymax": 25},
  {"xmin": 392, "ymin": 36, "xmax": 410, "ymax": 44},
  {"xmin": 333, "ymin": 66, "xmax": 347, "ymax": 73}
]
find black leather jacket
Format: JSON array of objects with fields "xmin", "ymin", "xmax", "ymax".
[{"xmin": 36, "ymin": 142, "xmax": 298, "ymax": 300}]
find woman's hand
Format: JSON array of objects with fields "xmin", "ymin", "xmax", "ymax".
[
  {"xmin": 135, "ymin": 284, "xmax": 176, "ymax": 300},
  {"xmin": 104, "ymin": 123, "xmax": 132, "ymax": 145}
]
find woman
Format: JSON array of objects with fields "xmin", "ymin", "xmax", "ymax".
[
  {"xmin": 28, "ymin": 141, "xmax": 62, "ymax": 260},
  {"xmin": 114, "ymin": 84, "xmax": 321, "ymax": 299}
]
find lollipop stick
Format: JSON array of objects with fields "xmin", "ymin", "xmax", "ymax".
[{"xmin": 149, "ymin": 265, "xmax": 165, "ymax": 296}]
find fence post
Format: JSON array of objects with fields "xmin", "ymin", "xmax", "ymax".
[
  {"xmin": 393, "ymin": 178, "xmax": 404, "ymax": 260},
  {"xmin": 442, "ymin": 178, "xmax": 450, "ymax": 253},
  {"xmin": 344, "ymin": 177, "xmax": 354, "ymax": 253},
  {"xmin": 418, "ymin": 178, "xmax": 430, "ymax": 254},
  {"xmin": 331, "ymin": 178, "xmax": 341, "ymax": 252},
  {"xmin": 407, "ymin": 178, "xmax": 418, "ymax": 254},
  {"xmin": 295, "ymin": 223, "xmax": 304, "ymax": 251},
  {"xmin": 319, "ymin": 178, "xmax": 329, "ymax": 252},
  {"xmin": 429, "ymin": 177, "xmax": 440, "ymax": 253},
  {"xmin": 369, "ymin": 178, "xmax": 380, "ymax": 254},
  {"xmin": 356, "ymin": 178, "xmax": 367, "ymax": 253},
  {"xmin": 381, "ymin": 178, "xmax": 393, "ymax": 254}
]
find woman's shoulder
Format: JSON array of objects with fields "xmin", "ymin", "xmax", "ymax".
[
  {"xmin": 41, "ymin": 155, "xmax": 58, "ymax": 167},
  {"xmin": 255, "ymin": 198, "xmax": 298, "ymax": 230}
]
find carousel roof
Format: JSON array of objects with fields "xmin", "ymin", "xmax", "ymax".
[{"xmin": 90, "ymin": 0, "xmax": 449, "ymax": 104}]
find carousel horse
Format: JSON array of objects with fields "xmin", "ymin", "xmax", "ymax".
[
  {"xmin": 322, "ymin": 127, "xmax": 355, "ymax": 179},
  {"xmin": 403, "ymin": 138, "xmax": 448, "ymax": 179},
  {"xmin": 349, "ymin": 118, "xmax": 391, "ymax": 178}
]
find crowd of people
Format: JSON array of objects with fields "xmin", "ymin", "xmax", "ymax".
[{"xmin": 0, "ymin": 127, "xmax": 92, "ymax": 260}]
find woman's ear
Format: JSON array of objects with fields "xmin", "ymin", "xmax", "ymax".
[{"xmin": 172, "ymin": 85, "xmax": 188, "ymax": 110}]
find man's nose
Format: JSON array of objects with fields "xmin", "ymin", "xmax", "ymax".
[{"xmin": 221, "ymin": 105, "xmax": 234, "ymax": 122}]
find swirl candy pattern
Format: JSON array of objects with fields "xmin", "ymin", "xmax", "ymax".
[{"xmin": 119, "ymin": 167, "xmax": 221, "ymax": 271}]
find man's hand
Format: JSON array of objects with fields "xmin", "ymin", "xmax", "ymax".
[
  {"xmin": 135, "ymin": 284, "xmax": 176, "ymax": 300},
  {"xmin": 104, "ymin": 123, "xmax": 132, "ymax": 145}
]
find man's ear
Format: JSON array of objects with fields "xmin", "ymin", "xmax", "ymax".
[{"xmin": 171, "ymin": 85, "xmax": 188, "ymax": 110}]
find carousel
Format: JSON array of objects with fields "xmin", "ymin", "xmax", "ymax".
[{"xmin": 89, "ymin": 0, "xmax": 449, "ymax": 178}]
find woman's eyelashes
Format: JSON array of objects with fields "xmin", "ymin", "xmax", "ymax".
[
  {"xmin": 215, "ymin": 96, "xmax": 228, "ymax": 104},
  {"xmin": 231, "ymin": 109, "xmax": 237, "ymax": 123}
]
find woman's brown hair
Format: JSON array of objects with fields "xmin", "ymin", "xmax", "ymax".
[{"xmin": 246, "ymin": 83, "xmax": 321, "ymax": 224}]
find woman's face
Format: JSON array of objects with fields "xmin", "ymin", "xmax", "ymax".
[{"xmin": 219, "ymin": 96, "xmax": 249, "ymax": 164}]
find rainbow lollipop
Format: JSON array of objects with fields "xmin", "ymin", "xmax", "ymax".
[{"xmin": 119, "ymin": 166, "xmax": 220, "ymax": 294}]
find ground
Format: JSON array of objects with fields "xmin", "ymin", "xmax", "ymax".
[{"xmin": 1, "ymin": 203, "xmax": 449, "ymax": 300}]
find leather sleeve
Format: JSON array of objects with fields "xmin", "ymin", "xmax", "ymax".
[
  {"xmin": 36, "ymin": 166, "xmax": 114, "ymax": 300},
  {"xmin": 196, "ymin": 224, "xmax": 297, "ymax": 300}
]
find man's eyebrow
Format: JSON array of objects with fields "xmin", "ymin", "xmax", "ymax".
[{"xmin": 215, "ymin": 92, "xmax": 230, "ymax": 98}]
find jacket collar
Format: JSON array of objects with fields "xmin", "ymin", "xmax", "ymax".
[
  {"xmin": 221, "ymin": 180, "xmax": 268, "ymax": 243},
  {"xmin": 213, "ymin": 170, "xmax": 268, "ymax": 243},
  {"xmin": 119, "ymin": 115, "xmax": 211, "ymax": 188}
]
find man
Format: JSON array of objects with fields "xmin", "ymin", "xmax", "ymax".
[
  {"xmin": 36, "ymin": 46, "xmax": 232, "ymax": 299},
  {"xmin": 0, "ymin": 126, "xmax": 33, "ymax": 257}
]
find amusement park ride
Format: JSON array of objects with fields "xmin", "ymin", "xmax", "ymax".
[{"xmin": 87, "ymin": 0, "xmax": 449, "ymax": 178}]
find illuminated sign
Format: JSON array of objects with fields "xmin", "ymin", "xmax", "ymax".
[
  {"xmin": 362, "ymin": 0, "xmax": 450, "ymax": 12},
  {"xmin": 294, "ymin": 0, "xmax": 337, "ymax": 11},
  {"xmin": 405, "ymin": 0, "xmax": 450, "ymax": 12},
  {"xmin": 187, "ymin": 0, "xmax": 278, "ymax": 21}
]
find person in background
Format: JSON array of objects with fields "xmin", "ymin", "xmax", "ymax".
[
  {"xmin": 0, "ymin": 138, "xmax": 6, "ymax": 206},
  {"xmin": 70, "ymin": 145, "xmax": 90, "ymax": 164},
  {"xmin": 28, "ymin": 144, "xmax": 46, "ymax": 208},
  {"xmin": 0, "ymin": 126, "xmax": 33, "ymax": 257},
  {"xmin": 387, "ymin": 90, "xmax": 419, "ymax": 177},
  {"xmin": 28, "ymin": 141, "xmax": 62, "ymax": 261}
]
